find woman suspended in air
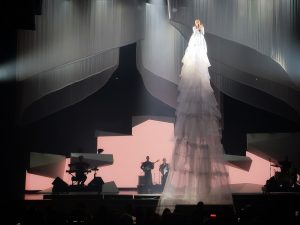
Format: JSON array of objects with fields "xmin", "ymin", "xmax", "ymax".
[{"xmin": 156, "ymin": 19, "xmax": 232, "ymax": 214}]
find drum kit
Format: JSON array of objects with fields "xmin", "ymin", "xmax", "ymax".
[
  {"xmin": 263, "ymin": 161, "xmax": 300, "ymax": 192},
  {"xmin": 271, "ymin": 164, "xmax": 294, "ymax": 187}
]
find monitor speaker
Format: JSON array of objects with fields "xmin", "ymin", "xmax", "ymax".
[
  {"xmin": 52, "ymin": 177, "xmax": 69, "ymax": 192},
  {"xmin": 87, "ymin": 177, "xmax": 104, "ymax": 191},
  {"xmin": 102, "ymin": 181, "xmax": 119, "ymax": 193}
]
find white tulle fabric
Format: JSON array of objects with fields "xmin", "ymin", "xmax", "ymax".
[{"xmin": 156, "ymin": 26, "xmax": 232, "ymax": 214}]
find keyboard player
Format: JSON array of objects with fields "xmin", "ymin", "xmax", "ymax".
[{"xmin": 67, "ymin": 155, "xmax": 90, "ymax": 185}]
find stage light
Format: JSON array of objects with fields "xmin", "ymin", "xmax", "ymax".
[
  {"xmin": 210, "ymin": 213, "xmax": 217, "ymax": 218},
  {"xmin": 0, "ymin": 63, "xmax": 15, "ymax": 82}
]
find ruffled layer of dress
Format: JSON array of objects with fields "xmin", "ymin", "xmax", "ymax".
[{"xmin": 156, "ymin": 27, "xmax": 232, "ymax": 214}]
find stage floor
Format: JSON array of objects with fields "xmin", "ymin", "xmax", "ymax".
[
  {"xmin": 20, "ymin": 184, "xmax": 300, "ymax": 225},
  {"xmin": 24, "ymin": 183, "xmax": 300, "ymax": 201}
]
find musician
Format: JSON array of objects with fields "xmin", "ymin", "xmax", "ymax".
[
  {"xmin": 159, "ymin": 158, "xmax": 169, "ymax": 188},
  {"xmin": 68, "ymin": 155, "xmax": 90, "ymax": 185},
  {"xmin": 279, "ymin": 156, "xmax": 291, "ymax": 175},
  {"xmin": 140, "ymin": 156, "xmax": 154, "ymax": 192}
]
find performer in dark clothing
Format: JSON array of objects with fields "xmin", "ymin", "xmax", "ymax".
[
  {"xmin": 279, "ymin": 156, "xmax": 291, "ymax": 175},
  {"xmin": 159, "ymin": 158, "xmax": 169, "ymax": 188},
  {"xmin": 68, "ymin": 155, "xmax": 90, "ymax": 185},
  {"xmin": 141, "ymin": 156, "xmax": 155, "ymax": 192}
]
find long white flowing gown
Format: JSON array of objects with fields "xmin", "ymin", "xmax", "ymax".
[{"xmin": 156, "ymin": 25, "xmax": 232, "ymax": 214}]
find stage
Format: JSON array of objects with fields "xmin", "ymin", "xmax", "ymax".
[{"xmin": 19, "ymin": 187, "xmax": 300, "ymax": 225}]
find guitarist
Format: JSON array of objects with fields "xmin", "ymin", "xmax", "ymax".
[
  {"xmin": 141, "ymin": 156, "xmax": 158, "ymax": 193},
  {"xmin": 159, "ymin": 158, "xmax": 169, "ymax": 188}
]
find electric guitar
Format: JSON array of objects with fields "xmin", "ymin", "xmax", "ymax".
[
  {"xmin": 160, "ymin": 164, "xmax": 169, "ymax": 176},
  {"xmin": 142, "ymin": 160, "xmax": 159, "ymax": 173},
  {"xmin": 163, "ymin": 166, "xmax": 169, "ymax": 175}
]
